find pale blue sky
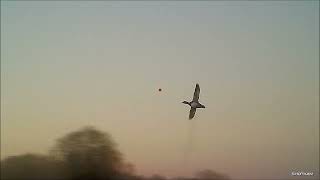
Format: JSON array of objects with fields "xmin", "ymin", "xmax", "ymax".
[{"xmin": 1, "ymin": 1, "xmax": 319, "ymax": 179}]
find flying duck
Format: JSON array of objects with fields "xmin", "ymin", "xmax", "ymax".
[{"xmin": 182, "ymin": 83, "xmax": 205, "ymax": 119}]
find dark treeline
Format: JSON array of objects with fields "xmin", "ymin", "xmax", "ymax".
[{"xmin": 1, "ymin": 126, "xmax": 230, "ymax": 180}]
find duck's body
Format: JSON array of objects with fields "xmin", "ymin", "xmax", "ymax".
[
  {"xmin": 191, "ymin": 101, "xmax": 205, "ymax": 108},
  {"xmin": 182, "ymin": 84, "xmax": 205, "ymax": 119}
]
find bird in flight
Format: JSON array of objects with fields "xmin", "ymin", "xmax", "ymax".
[{"xmin": 182, "ymin": 83, "xmax": 205, "ymax": 120}]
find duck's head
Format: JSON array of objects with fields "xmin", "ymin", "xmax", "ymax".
[{"xmin": 182, "ymin": 101, "xmax": 190, "ymax": 105}]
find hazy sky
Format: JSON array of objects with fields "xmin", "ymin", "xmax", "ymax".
[{"xmin": 1, "ymin": 1, "xmax": 319, "ymax": 179}]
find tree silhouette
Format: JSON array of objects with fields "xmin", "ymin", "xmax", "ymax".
[
  {"xmin": 150, "ymin": 174, "xmax": 167, "ymax": 180},
  {"xmin": 119, "ymin": 162, "xmax": 136, "ymax": 177},
  {"xmin": 51, "ymin": 126, "xmax": 124, "ymax": 180},
  {"xmin": 195, "ymin": 169, "xmax": 230, "ymax": 180},
  {"xmin": 1, "ymin": 126, "xmax": 232, "ymax": 180},
  {"xmin": 0, "ymin": 153, "xmax": 63, "ymax": 179}
]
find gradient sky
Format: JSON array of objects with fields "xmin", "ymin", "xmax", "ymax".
[{"xmin": 1, "ymin": 1, "xmax": 319, "ymax": 179}]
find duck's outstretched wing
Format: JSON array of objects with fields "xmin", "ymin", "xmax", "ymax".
[
  {"xmin": 192, "ymin": 83, "xmax": 200, "ymax": 102},
  {"xmin": 189, "ymin": 107, "xmax": 196, "ymax": 120}
]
